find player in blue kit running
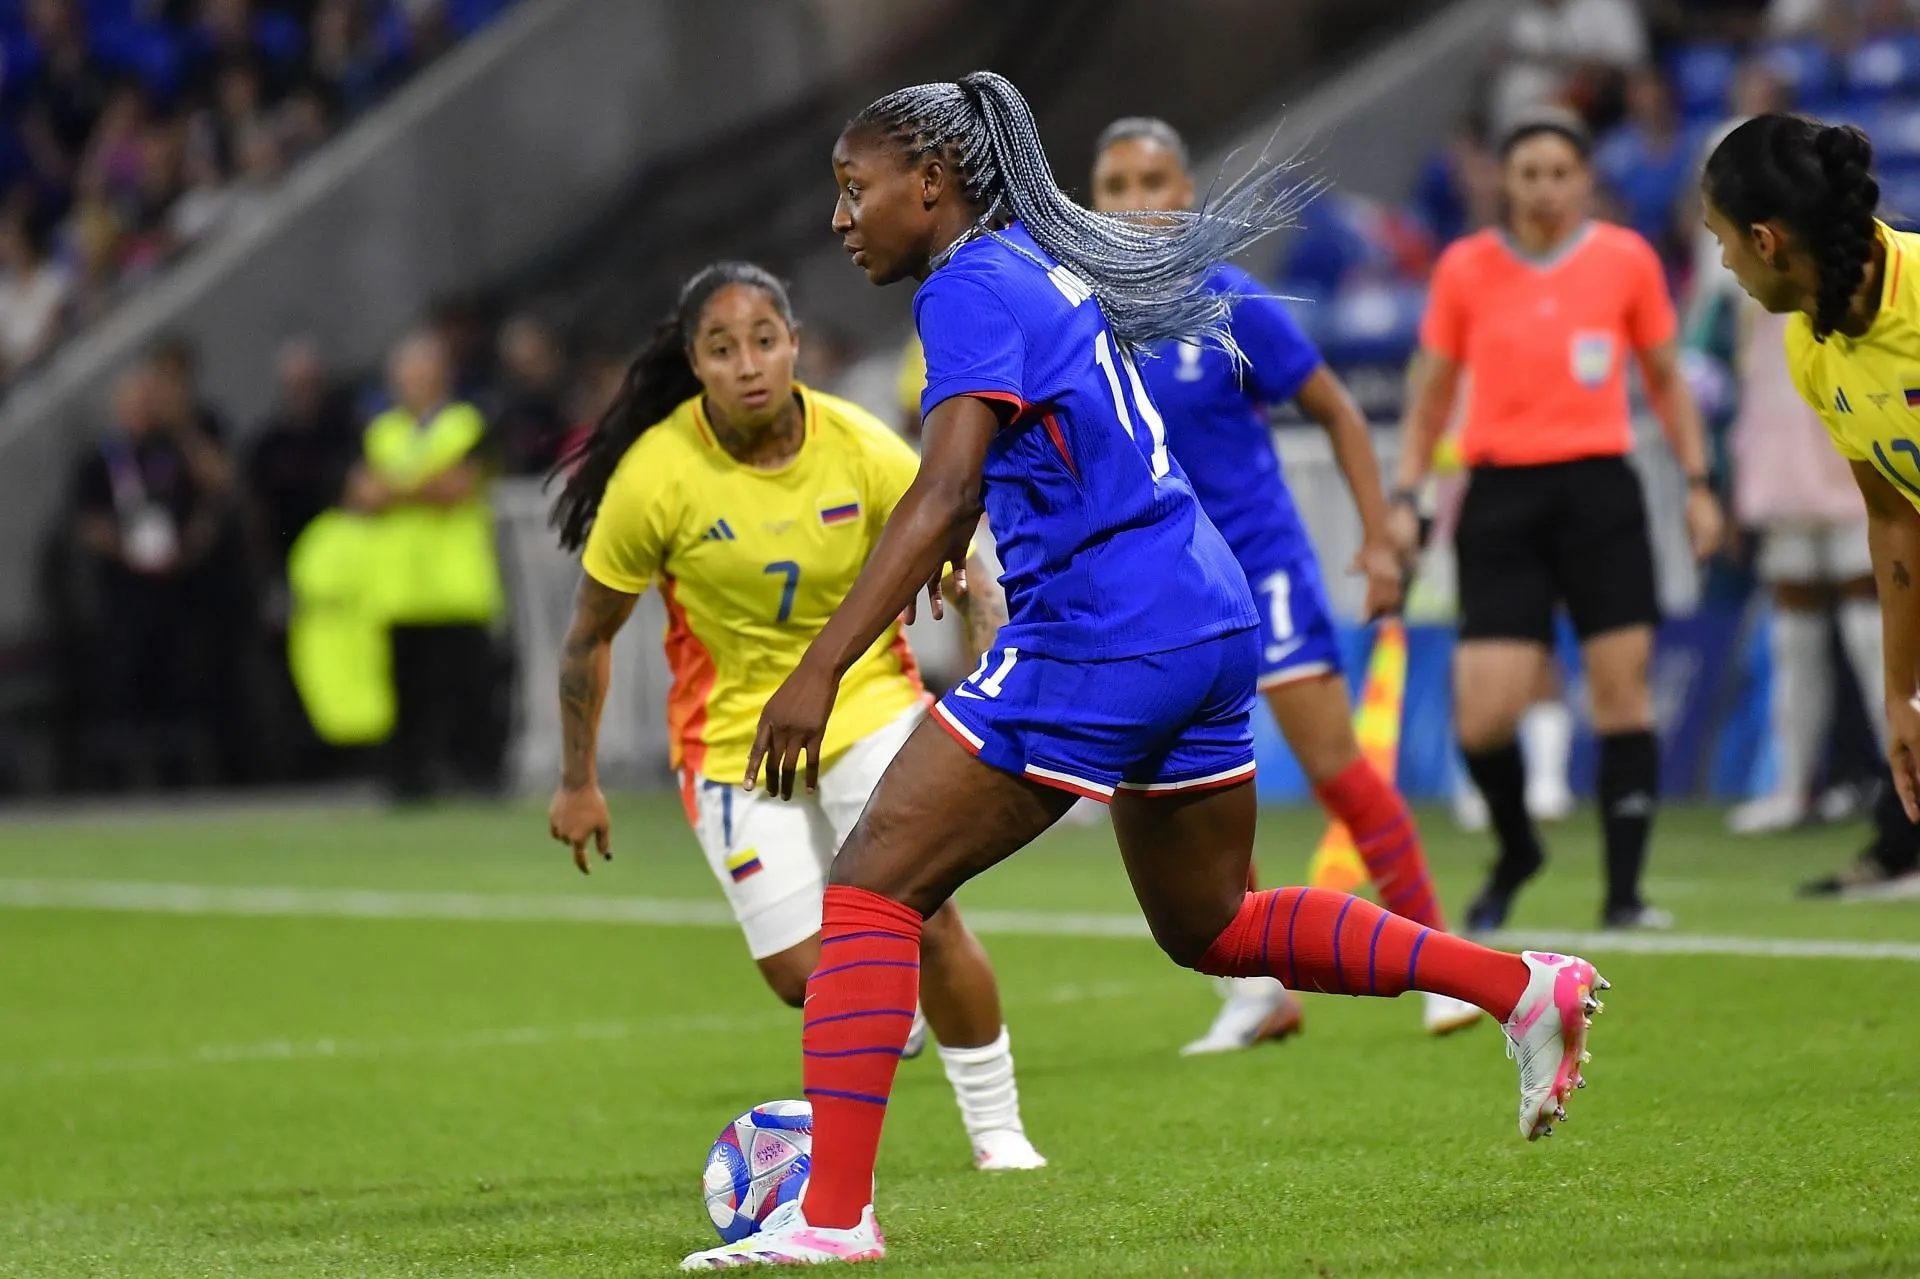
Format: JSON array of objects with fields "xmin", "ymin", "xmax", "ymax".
[
  {"xmin": 681, "ymin": 71, "xmax": 1607, "ymax": 1271},
  {"xmin": 1090, "ymin": 117, "xmax": 1481, "ymax": 1048}
]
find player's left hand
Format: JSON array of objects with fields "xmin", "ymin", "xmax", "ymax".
[
  {"xmin": 1685, "ymin": 487, "xmax": 1725, "ymax": 561},
  {"xmin": 746, "ymin": 657, "xmax": 840, "ymax": 800},
  {"xmin": 1352, "ymin": 537, "xmax": 1405, "ymax": 621},
  {"xmin": 904, "ymin": 524, "xmax": 972, "ymax": 626},
  {"xmin": 548, "ymin": 784, "xmax": 611, "ymax": 874}
]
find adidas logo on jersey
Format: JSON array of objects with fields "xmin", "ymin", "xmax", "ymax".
[
  {"xmin": 1835, "ymin": 387, "xmax": 1853, "ymax": 414},
  {"xmin": 700, "ymin": 519, "xmax": 737, "ymax": 542}
]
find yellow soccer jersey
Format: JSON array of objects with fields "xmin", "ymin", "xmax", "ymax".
[
  {"xmin": 582, "ymin": 385, "xmax": 926, "ymax": 780},
  {"xmin": 1786, "ymin": 221, "xmax": 1920, "ymax": 511}
]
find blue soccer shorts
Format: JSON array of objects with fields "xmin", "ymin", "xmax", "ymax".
[
  {"xmin": 929, "ymin": 627, "xmax": 1259, "ymax": 803},
  {"xmin": 1242, "ymin": 550, "xmax": 1343, "ymax": 692}
]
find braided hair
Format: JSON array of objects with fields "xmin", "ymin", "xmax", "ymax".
[
  {"xmin": 549, "ymin": 261, "xmax": 795, "ymax": 551},
  {"xmin": 1703, "ymin": 113, "xmax": 1880, "ymax": 342},
  {"xmin": 849, "ymin": 71, "xmax": 1312, "ymax": 356}
]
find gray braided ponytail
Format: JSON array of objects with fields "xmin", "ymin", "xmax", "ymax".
[{"xmin": 852, "ymin": 71, "xmax": 1312, "ymax": 356}]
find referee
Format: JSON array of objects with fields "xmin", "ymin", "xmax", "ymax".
[{"xmin": 1388, "ymin": 110, "xmax": 1723, "ymax": 931}]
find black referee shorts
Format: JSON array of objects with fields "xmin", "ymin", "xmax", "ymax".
[{"xmin": 1455, "ymin": 455, "xmax": 1660, "ymax": 646}]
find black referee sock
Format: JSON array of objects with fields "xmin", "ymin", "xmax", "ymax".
[
  {"xmin": 1463, "ymin": 742, "xmax": 1544, "ymax": 891},
  {"xmin": 1598, "ymin": 730, "xmax": 1659, "ymax": 912}
]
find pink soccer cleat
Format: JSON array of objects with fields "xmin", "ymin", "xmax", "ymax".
[
  {"xmin": 681, "ymin": 1200, "xmax": 885, "ymax": 1269},
  {"xmin": 1502, "ymin": 950, "xmax": 1608, "ymax": 1141}
]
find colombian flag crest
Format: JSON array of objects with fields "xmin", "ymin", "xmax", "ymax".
[
  {"xmin": 725, "ymin": 847, "xmax": 763, "ymax": 882},
  {"xmin": 818, "ymin": 491, "xmax": 862, "ymax": 527}
]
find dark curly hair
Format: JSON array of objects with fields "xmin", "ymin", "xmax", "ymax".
[{"xmin": 1703, "ymin": 113, "xmax": 1880, "ymax": 342}]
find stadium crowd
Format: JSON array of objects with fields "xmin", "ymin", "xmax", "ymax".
[{"xmin": 0, "ymin": 0, "xmax": 517, "ymax": 399}]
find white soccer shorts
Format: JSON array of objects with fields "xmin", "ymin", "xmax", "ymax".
[
  {"xmin": 684, "ymin": 702, "xmax": 923, "ymax": 959},
  {"xmin": 1757, "ymin": 520, "xmax": 1872, "ymax": 585}
]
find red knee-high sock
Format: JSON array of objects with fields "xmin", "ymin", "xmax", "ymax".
[
  {"xmin": 1196, "ymin": 887, "xmax": 1528, "ymax": 1018},
  {"xmin": 800, "ymin": 885, "xmax": 922, "ymax": 1229},
  {"xmin": 1317, "ymin": 758, "xmax": 1447, "ymax": 930}
]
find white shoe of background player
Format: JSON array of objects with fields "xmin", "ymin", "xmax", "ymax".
[
  {"xmin": 1180, "ymin": 976, "xmax": 1303, "ymax": 1056},
  {"xmin": 1422, "ymin": 991, "xmax": 1484, "ymax": 1036}
]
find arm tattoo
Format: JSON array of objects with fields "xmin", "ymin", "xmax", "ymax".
[
  {"xmin": 952, "ymin": 551, "xmax": 1009, "ymax": 666},
  {"xmin": 1896, "ymin": 561, "xmax": 1912, "ymax": 591},
  {"xmin": 559, "ymin": 575, "xmax": 636, "ymax": 789}
]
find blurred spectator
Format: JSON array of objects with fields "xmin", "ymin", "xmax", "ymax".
[
  {"xmin": 1411, "ymin": 112, "xmax": 1504, "ymax": 246},
  {"xmin": 1494, "ymin": 0, "xmax": 1649, "ymax": 133},
  {"xmin": 68, "ymin": 365, "xmax": 230, "ymax": 785},
  {"xmin": 24, "ymin": 0, "xmax": 109, "ymax": 166},
  {"xmin": 428, "ymin": 294, "xmax": 492, "ymax": 400},
  {"xmin": 247, "ymin": 335, "xmax": 357, "ymax": 580},
  {"xmin": 310, "ymin": 0, "xmax": 396, "ymax": 113},
  {"xmin": 346, "ymin": 331, "xmax": 505, "ymax": 799},
  {"xmin": 65, "ymin": 198, "xmax": 126, "ymax": 328},
  {"xmin": 490, "ymin": 313, "xmax": 569, "ymax": 475},
  {"xmin": 1278, "ymin": 190, "xmax": 1435, "ymax": 294},
  {"xmin": 0, "ymin": 212, "xmax": 72, "ymax": 380},
  {"xmin": 1595, "ymin": 68, "xmax": 1695, "ymax": 268},
  {"xmin": 247, "ymin": 335, "xmax": 359, "ymax": 781},
  {"xmin": 149, "ymin": 335, "xmax": 257, "ymax": 782}
]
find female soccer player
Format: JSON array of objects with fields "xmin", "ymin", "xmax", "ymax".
[
  {"xmin": 680, "ymin": 72, "xmax": 1606, "ymax": 1270},
  {"xmin": 545, "ymin": 261, "xmax": 1046, "ymax": 1173},
  {"xmin": 1089, "ymin": 116, "xmax": 1480, "ymax": 1047},
  {"xmin": 1387, "ymin": 109, "xmax": 1722, "ymax": 934},
  {"xmin": 1700, "ymin": 112, "xmax": 1920, "ymax": 893}
]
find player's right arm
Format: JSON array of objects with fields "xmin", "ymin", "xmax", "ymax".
[
  {"xmin": 1389, "ymin": 247, "xmax": 1469, "ymax": 560},
  {"xmin": 549, "ymin": 451, "xmax": 667, "ymax": 870},
  {"xmin": 1851, "ymin": 458, "xmax": 1920, "ymax": 821}
]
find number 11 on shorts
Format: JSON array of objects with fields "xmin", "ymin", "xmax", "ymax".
[{"xmin": 959, "ymin": 646, "xmax": 1020, "ymax": 700}]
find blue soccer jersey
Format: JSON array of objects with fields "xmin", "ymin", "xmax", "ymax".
[
  {"xmin": 915, "ymin": 224, "xmax": 1257, "ymax": 662},
  {"xmin": 1137, "ymin": 263, "xmax": 1321, "ymax": 579},
  {"xmin": 1138, "ymin": 263, "xmax": 1345, "ymax": 690}
]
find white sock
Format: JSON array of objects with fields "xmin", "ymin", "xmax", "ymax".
[
  {"xmin": 1520, "ymin": 700, "xmax": 1573, "ymax": 799},
  {"xmin": 1837, "ymin": 597, "xmax": 1888, "ymax": 751},
  {"xmin": 937, "ymin": 1026, "xmax": 1026, "ymax": 1140},
  {"xmin": 1770, "ymin": 608, "xmax": 1834, "ymax": 800}
]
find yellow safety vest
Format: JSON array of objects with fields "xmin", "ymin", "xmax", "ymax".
[
  {"xmin": 361, "ymin": 402, "xmax": 504, "ymax": 626},
  {"xmin": 286, "ymin": 510, "xmax": 394, "ymax": 745}
]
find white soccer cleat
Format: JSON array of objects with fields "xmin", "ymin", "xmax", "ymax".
[
  {"xmin": 1180, "ymin": 976, "xmax": 1303, "ymax": 1056},
  {"xmin": 901, "ymin": 1008, "xmax": 929, "ymax": 1060},
  {"xmin": 1502, "ymin": 951, "xmax": 1607, "ymax": 1141},
  {"xmin": 680, "ymin": 1200, "xmax": 885, "ymax": 1269},
  {"xmin": 972, "ymin": 1127, "xmax": 1048, "ymax": 1171},
  {"xmin": 1526, "ymin": 781, "xmax": 1574, "ymax": 823},
  {"xmin": 1423, "ymin": 991, "xmax": 1484, "ymax": 1036},
  {"xmin": 1453, "ymin": 786, "xmax": 1490, "ymax": 833},
  {"xmin": 1727, "ymin": 792, "xmax": 1806, "ymax": 836}
]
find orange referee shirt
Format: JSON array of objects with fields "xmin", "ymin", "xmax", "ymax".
[{"xmin": 1420, "ymin": 222, "xmax": 1676, "ymax": 468}]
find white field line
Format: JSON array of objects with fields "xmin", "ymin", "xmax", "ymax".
[
  {"xmin": 0, "ymin": 978, "xmax": 1155, "ymax": 1081},
  {"xmin": 1, "ymin": 878, "xmax": 1917, "ymax": 961}
]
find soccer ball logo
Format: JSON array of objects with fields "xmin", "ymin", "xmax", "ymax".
[{"xmin": 701, "ymin": 1100, "xmax": 812, "ymax": 1243}]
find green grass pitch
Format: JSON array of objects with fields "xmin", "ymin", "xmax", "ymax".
[{"xmin": 0, "ymin": 796, "xmax": 1916, "ymax": 1277}]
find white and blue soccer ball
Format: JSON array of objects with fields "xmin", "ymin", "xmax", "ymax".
[{"xmin": 701, "ymin": 1100, "xmax": 812, "ymax": 1243}]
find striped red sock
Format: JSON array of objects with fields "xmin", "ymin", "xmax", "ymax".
[
  {"xmin": 1195, "ymin": 887, "xmax": 1527, "ymax": 1018},
  {"xmin": 1317, "ymin": 758, "xmax": 1447, "ymax": 930},
  {"xmin": 799, "ymin": 885, "xmax": 922, "ymax": 1230}
]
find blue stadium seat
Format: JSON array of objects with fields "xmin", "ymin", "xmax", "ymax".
[
  {"xmin": 449, "ymin": 0, "xmax": 514, "ymax": 36},
  {"xmin": 1846, "ymin": 33, "xmax": 1920, "ymax": 99},
  {"xmin": 1314, "ymin": 280, "xmax": 1424, "ymax": 368},
  {"xmin": 253, "ymin": 10, "xmax": 304, "ymax": 63},
  {"xmin": 1861, "ymin": 100, "xmax": 1920, "ymax": 164},
  {"xmin": 0, "ymin": 29, "xmax": 41, "ymax": 105},
  {"xmin": 1668, "ymin": 42, "xmax": 1740, "ymax": 119},
  {"xmin": 90, "ymin": 24, "xmax": 182, "ymax": 102},
  {"xmin": 1762, "ymin": 38, "xmax": 1839, "ymax": 110}
]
